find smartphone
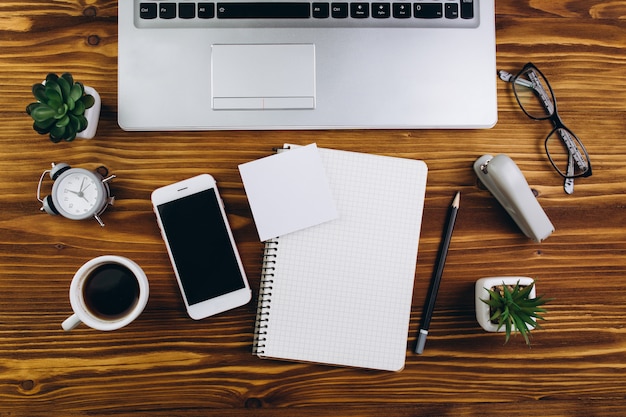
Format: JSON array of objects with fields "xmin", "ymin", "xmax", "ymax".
[{"xmin": 151, "ymin": 174, "xmax": 251, "ymax": 320}]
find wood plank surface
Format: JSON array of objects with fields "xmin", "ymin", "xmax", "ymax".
[{"xmin": 1, "ymin": 1, "xmax": 626, "ymax": 416}]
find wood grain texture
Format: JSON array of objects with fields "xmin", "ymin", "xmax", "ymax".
[{"xmin": 1, "ymin": 1, "xmax": 626, "ymax": 416}]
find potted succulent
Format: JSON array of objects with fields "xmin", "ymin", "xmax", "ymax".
[
  {"xmin": 475, "ymin": 276, "xmax": 550, "ymax": 345},
  {"xmin": 26, "ymin": 73, "xmax": 101, "ymax": 142}
]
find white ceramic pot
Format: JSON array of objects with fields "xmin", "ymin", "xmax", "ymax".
[
  {"xmin": 77, "ymin": 85, "xmax": 101, "ymax": 139},
  {"xmin": 475, "ymin": 276, "xmax": 536, "ymax": 332}
]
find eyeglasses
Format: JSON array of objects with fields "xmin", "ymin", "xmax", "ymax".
[{"xmin": 498, "ymin": 62, "xmax": 592, "ymax": 194}]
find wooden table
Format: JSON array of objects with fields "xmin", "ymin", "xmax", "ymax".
[{"xmin": 1, "ymin": 1, "xmax": 625, "ymax": 415}]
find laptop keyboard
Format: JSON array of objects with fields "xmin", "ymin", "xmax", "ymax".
[{"xmin": 134, "ymin": 0, "xmax": 479, "ymax": 28}]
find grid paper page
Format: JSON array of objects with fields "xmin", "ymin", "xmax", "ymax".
[{"xmin": 256, "ymin": 147, "xmax": 427, "ymax": 371}]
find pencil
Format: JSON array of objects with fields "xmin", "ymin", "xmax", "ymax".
[{"xmin": 415, "ymin": 191, "xmax": 460, "ymax": 354}]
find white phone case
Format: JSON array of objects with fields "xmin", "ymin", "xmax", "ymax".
[{"xmin": 151, "ymin": 174, "xmax": 251, "ymax": 319}]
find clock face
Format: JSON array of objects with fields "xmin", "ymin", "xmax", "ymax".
[{"xmin": 53, "ymin": 169, "xmax": 103, "ymax": 220}]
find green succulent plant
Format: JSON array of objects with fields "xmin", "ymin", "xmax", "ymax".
[
  {"xmin": 26, "ymin": 73, "xmax": 95, "ymax": 143},
  {"xmin": 482, "ymin": 280, "xmax": 550, "ymax": 345}
]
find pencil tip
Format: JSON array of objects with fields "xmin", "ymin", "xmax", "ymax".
[{"xmin": 452, "ymin": 191, "xmax": 460, "ymax": 208}]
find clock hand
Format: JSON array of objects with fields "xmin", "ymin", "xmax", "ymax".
[
  {"xmin": 66, "ymin": 188, "xmax": 90, "ymax": 203},
  {"xmin": 70, "ymin": 179, "xmax": 92, "ymax": 198},
  {"xmin": 68, "ymin": 189, "xmax": 83, "ymax": 197}
]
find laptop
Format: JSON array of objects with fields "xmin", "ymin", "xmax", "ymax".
[{"xmin": 118, "ymin": 0, "xmax": 496, "ymax": 130}]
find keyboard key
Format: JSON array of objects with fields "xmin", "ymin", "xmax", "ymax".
[
  {"xmin": 198, "ymin": 3, "xmax": 215, "ymax": 18},
  {"xmin": 350, "ymin": 3, "xmax": 369, "ymax": 18},
  {"xmin": 331, "ymin": 3, "xmax": 348, "ymax": 18},
  {"xmin": 445, "ymin": 3, "xmax": 458, "ymax": 19},
  {"xmin": 179, "ymin": 3, "xmax": 196, "ymax": 18},
  {"xmin": 216, "ymin": 2, "xmax": 311, "ymax": 18},
  {"xmin": 461, "ymin": 0, "xmax": 474, "ymax": 19},
  {"xmin": 414, "ymin": 3, "xmax": 442, "ymax": 19},
  {"xmin": 312, "ymin": 2, "xmax": 330, "ymax": 18},
  {"xmin": 139, "ymin": 3, "xmax": 158, "ymax": 19},
  {"xmin": 392, "ymin": 3, "xmax": 411, "ymax": 18},
  {"xmin": 372, "ymin": 3, "xmax": 390, "ymax": 18},
  {"xmin": 159, "ymin": 3, "xmax": 177, "ymax": 19}
]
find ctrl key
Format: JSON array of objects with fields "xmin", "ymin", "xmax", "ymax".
[{"xmin": 139, "ymin": 3, "xmax": 158, "ymax": 19}]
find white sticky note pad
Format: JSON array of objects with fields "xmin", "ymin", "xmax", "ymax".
[{"xmin": 239, "ymin": 143, "xmax": 338, "ymax": 241}]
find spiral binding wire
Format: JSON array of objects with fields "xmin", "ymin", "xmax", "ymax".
[{"xmin": 252, "ymin": 238, "xmax": 279, "ymax": 354}]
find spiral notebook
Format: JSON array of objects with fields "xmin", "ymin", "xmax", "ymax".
[{"xmin": 253, "ymin": 145, "xmax": 428, "ymax": 371}]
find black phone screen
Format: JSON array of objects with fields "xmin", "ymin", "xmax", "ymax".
[{"xmin": 157, "ymin": 188, "xmax": 246, "ymax": 305}]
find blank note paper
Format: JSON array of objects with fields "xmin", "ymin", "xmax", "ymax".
[
  {"xmin": 238, "ymin": 143, "xmax": 338, "ymax": 241},
  {"xmin": 252, "ymin": 145, "xmax": 428, "ymax": 371}
]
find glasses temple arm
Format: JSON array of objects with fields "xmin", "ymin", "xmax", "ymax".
[
  {"xmin": 498, "ymin": 70, "xmax": 533, "ymax": 88},
  {"xmin": 564, "ymin": 154, "xmax": 575, "ymax": 195}
]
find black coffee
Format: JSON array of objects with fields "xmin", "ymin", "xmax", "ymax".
[{"xmin": 83, "ymin": 263, "xmax": 140, "ymax": 320}]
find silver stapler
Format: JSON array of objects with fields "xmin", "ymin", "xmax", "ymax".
[{"xmin": 474, "ymin": 154, "xmax": 554, "ymax": 242}]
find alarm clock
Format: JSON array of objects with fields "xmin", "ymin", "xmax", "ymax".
[{"xmin": 37, "ymin": 163, "xmax": 116, "ymax": 227}]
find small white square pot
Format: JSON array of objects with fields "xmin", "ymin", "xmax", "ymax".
[
  {"xmin": 475, "ymin": 276, "xmax": 536, "ymax": 332},
  {"xmin": 76, "ymin": 86, "xmax": 101, "ymax": 139}
]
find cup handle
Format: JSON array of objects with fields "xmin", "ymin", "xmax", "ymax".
[{"xmin": 62, "ymin": 313, "xmax": 82, "ymax": 331}]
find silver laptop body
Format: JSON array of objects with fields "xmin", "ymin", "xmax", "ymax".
[{"xmin": 118, "ymin": 0, "xmax": 496, "ymax": 130}]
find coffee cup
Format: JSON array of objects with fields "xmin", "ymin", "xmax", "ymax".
[{"xmin": 62, "ymin": 255, "xmax": 149, "ymax": 331}]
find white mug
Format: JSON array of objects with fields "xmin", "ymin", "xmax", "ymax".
[{"xmin": 62, "ymin": 255, "xmax": 149, "ymax": 331}]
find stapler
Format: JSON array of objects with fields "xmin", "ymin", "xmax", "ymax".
[{"xmin": 474, "ymin": 154, "xmax": 554, "ymax": 242}]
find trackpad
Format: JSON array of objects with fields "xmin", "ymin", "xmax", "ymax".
[{"xmin": 211, "ymin": 44, "xmax": 316, "ymax": 110}]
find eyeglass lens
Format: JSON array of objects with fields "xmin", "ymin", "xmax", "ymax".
[
  {"xmin": 512, "ymin": 67, "xmax": 555, "ymax": 119},
  {"xmin": 545, "ymin": 128, "xmax": 589, "ymax": 178}
]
